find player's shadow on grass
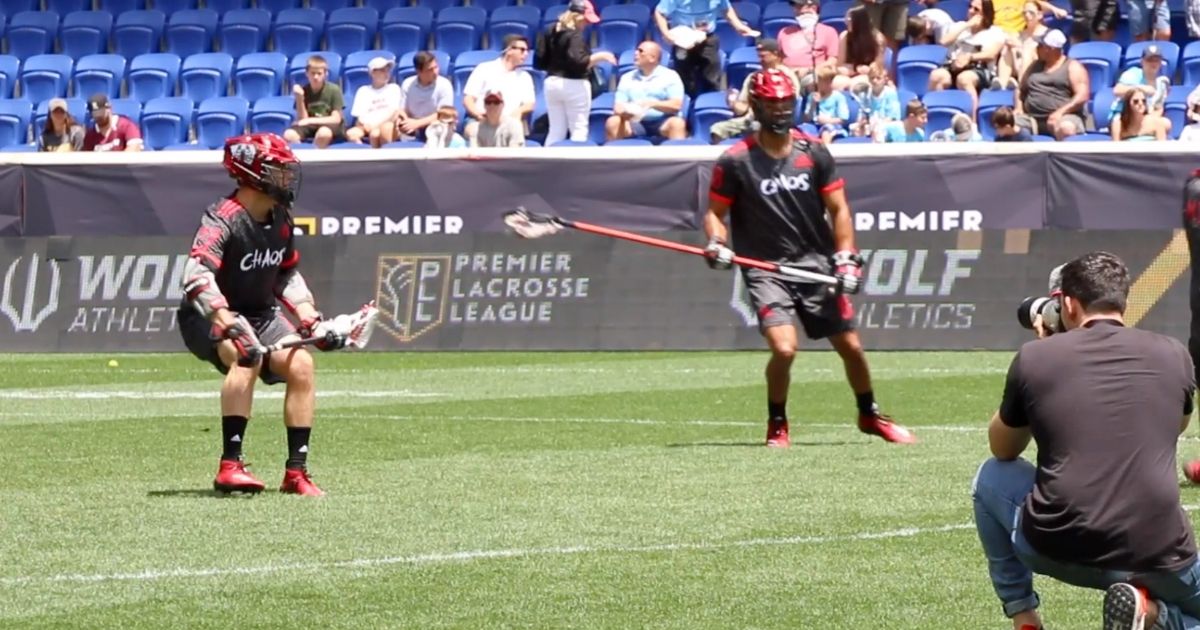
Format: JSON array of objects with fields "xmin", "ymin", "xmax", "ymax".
[
  {"xmin": 666, "ymin": 440, "xmax": 857, "ymax": 448},
  {"xmin": 147, "ymin": 489, "xmax": 259, "ymax": 499}
]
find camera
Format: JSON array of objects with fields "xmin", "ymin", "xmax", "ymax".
[{"xmin": 1017, "ymin": 264, "xmax": 1066, "ymax": 335}]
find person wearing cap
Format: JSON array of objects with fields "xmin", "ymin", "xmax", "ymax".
[
  {"xmin": 777, "ymin": 0, "xmax": 840, "ymax": 91},
  {"xmin": 1014, "ymin": 29, "xmax": 1088, "ymax": 140},
  {"xmin": 38, "ymin": 98, "xmax": 84, "ymax": 152},
  {"xmin": 471, "ymin": 91, "xmax": 525, "ymax": 148},
  {"xmin": 463, "ymin": 34, "xmax": 536, "ymax": 142},
  {"xmin": 82, "ymin": 94, "xmax": 143, "ymax": 152},
  {"xmin": 345, "ymin": 56, "xmax": 402, "ymax": 148},
  {"xmin": 1112, "ymin": 44, "xmax": 1172, "ymax": 119},
  {"xmin": 398, "ymin": 51, "xmax": 454, "ymax": 142},
  {"xmin": 605, "ymin": 41, "xmax": 689, "ymax": 142},
  {"xmin": 283, "ymin": 55, "xmax": 346, "ymax": 149},
  {"xmin": 710, "ymin": 38, "xmax": 799, "ymax": 142},
  {"xmin": 534, "ymin": 0, "xmax": 617, "ymax": 145},
  {"xmin": 654, "ymin": 0, "xmax": 759, "ymax": 97},
  {"xmin": 929, "ymin": 111, "xmax": 983, "ymax": 141}
]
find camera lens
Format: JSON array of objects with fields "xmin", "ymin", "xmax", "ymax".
[{"xmin": 1017, "ymin": 296, "xmax": 1051, "ymax": 330}]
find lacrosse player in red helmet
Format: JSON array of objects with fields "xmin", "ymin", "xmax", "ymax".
[
  {"xmin": 703, "ymin": 68, "xmax": 916, "ymax": 448},
  {"xmin": 176, "ymin": 132, "xmax": 346, "ymax": 497}
]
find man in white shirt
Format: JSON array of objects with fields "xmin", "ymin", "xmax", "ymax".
[
  {"xmin": 462, "ymin": 34, "xmax": 536, "ymax": 140},
  {"xmin": 346, "ymin": 57, "xmax": 403, "ymax": 148},
  {"xmin": 399, "ymin": 51, "xmax": 454, "ymax": 142}
]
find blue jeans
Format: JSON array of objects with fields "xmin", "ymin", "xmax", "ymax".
[{"xmin": 972, "ymin": 457, "xmax": 1200, "ymax": 629}]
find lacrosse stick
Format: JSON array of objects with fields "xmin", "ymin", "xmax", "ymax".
[
  {"xmin": 503, "ymin": 207, "xmax": 841, "ymax": 286},
  {"xmin": 259, "ymin": 301, "xmax": 380, "ymax": 354}
]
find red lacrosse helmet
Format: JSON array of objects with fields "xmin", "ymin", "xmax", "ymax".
[
  {"xmin": 223, "ymin": 132, "xmax": 302, "ymax": 206},
  {"xmin": 749, "ymin": 69, "xmax": 797, "ymax": 135}
]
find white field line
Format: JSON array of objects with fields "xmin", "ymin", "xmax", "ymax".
[
  {"xmin": 341, "ymin": 413, "xmax": 990, "ymax": 432},
  {"xmin": 0, "ymin": 523, "xmax": 973, "ymax": 587},
  {"xmin": 0, "ymin": 390, "xmax": 444, "ymax": 400}
]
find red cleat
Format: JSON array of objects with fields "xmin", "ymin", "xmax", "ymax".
[
  {"xmin": 213, "ymin": 459, "xmax": 266, "ymax": 494},
  {"xmin": 280, "ymin": 468, "xmax": 325, "ymax": 497},
  {"xmin": 858, "ymin": 409, "xmax": 917, "ymax": 444},
  {"xmin": 1184, "ymin": 460, "xmax": 1200, "ymax": 484},
  {"xmin": 766, "ymin": 418, "xmax": 790, "ymax": 448}
]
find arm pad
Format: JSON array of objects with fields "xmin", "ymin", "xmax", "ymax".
[
  {"xmin": 182, "ymin": 257, "xmax": 229, "ymax": 319},
  {"xmin": 275, "ymin": 269, "xmax": 315, "ymax": 316}
]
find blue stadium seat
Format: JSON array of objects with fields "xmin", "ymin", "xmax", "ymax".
[
  {"xmin": 181, "ymin": 52, "xmax": 233, "ymax": 102},
  {"xmin": 818, "ymin": 0, "xmax": 853, "ymax": 31},
  {"xmin": 834, "ymin": 135, "xmax": 873, "ymax": 143},
  {"xmin": 234, "ymin": 51, "xmax": 286, "ymax": 101},
  {"xmin": 539, "ymin": 4, "xmax": 567, "ymax": 32},
  {"xmin": 61, "ymin": 11, "xmax": 115, "ymax": 60},
  {"xmin": 47, "ymin": 0, "xmax": 90, "ymax": 16},
  {"xmin": 1091, "ymin": 89, "xmax": 1116, "ymax": 131},
  {"xmin": 715, "ymin": 3, "xmax": 759, "ymax": 54},
  {"xmin": 0, "ymin": 98, "xmax": 32, "ymax": 148},
  {"xmin": 327, "ymin": 8, "xmax": 379, "ymax": 59},
  {"xmin": 661, "ymin": 137, "xmax": 706, "ymax": 145},
  {"xmin": 937, "ymin": 0, "xmax": 968, "ymax": 20},
  {"xmin": 343, "ymin": 49, "xmax": 394, "ymax": 95},
  {"xmin": 153, "ymin": 0, "xmax": 199, "ymax": 12},
  {"xmin": 73, "ymin": 54, "xmax": 127, "ymax": 99},
  {"xmin": 474, "ymin": 0, "xmax": 517, "ymax": 11},
  {"xmin": 725, "ymin": 45, "xmax": 759, "ymax": 92},
  {"xmin": 434, "ymin": 7, "xmax": 486, "ymax": 58},
  {"xmin": 606, "ymin": 137, "xmax": 653, "ymax": 145},
  {"xmin": 588, "ymin": 91, "xmax": 614, "ymax": 144},
  {"xmin": 452, "ymin": 49, "xmax": 495, "ymax": 89},
  {"xmin": 551, "ymin": 139, "xmax": 597, "ymax": 146},
  {"xmin": 141, "ymin": 96, "xmax": 194, "ymax": 149},
  {"xmin": 20, "ymin": 55, "xmax": 73, "ymax": 104},
  {"xmin": 9, "ymin": 12, "xmax": 60, "ymax": 63},
  {"xmin": 203, "ymin": 0, "xmax": 245, "ymax": 13},
  {"xmin": 616, "ymin": 48, "xmax": 639, "ymax": 77},
  {"xmin": 976, "ymin": 88, "xmax": 1014, "ymax": 140},
  {"xmin": 382, "ymin": 139, "xmax": 425, "ymax": 147},
  {"xmin": 1030, "ymin": 133, "xmax": 1055, "ymax": 141},
  {"xmin": 99, "ymin": 0, "xmax": 146, "ymax": 14},
  {"xmin": 163, "ymin": 141, "xmax": 206, "ymax": 149},
  {"xmin": 250, "ymin": 94, "xmax": 293, "ymax": 134},
  {"xmin": 922, "ymin": 88, "xmax": 971, "ymax": 134},
  {"xmin": 128, "ymin": 52, "xmax": 181, "ymax": 103},
  {"xmin": 0, "ymin": 56, "xmax": 21, "ymax": 99},
  {"xmin": 1184, "ymin": 41, "xmax": 1200, "ymax": 86},
  {"xmin": 1164, "ymin": 84, "xmax": 1190, "ymax": 140},
  {"xmin": 364, "ymin": 0, "xmax": 406, "ymax": 12},
  {"xmin": 896, "ymin": 44, "xmax": 946, "ymax": 98},
  {"xmin": 1068, "ymin": 41, "xmax": 1122, "ymax": 96},
  {"xmin": 271, "ymin": 8, "xmax": 325, "ymax": 59},
  {"xmin": 381, "ymin": 7, "xmax": 433, "ymax": 58},
  {"xmin": 114, "ymin": 11, "xmax": 166, "ymax": 60},
  {"xmin": 1123, "ymin": 41, "xmax": 1180, "ymax": 77},
  {"xmin": 218, "ymin": 9, "xmax": 271, "ymax": 60},
  {"xmin": 524, "ymin": 0, "xmax": 563, "ymax": 11},
  {"xmin": 108, "ymin": 96, "xmax": 142, "ymax": 125},
  {"xmin": 166, "ymin": 9, "xmax": 218, "ymax": 57},
  {"xmin": 397, "ymin": 49, "xmax": 449, "ymax": 84},
  {"xmin": 487, "ymin": 6, "xmax": 538, "ymax": 51},
  {"xmin": 690, "ymin": 90, "xmax": 731, "ymax": 140},
  {"xmin": 416, "ymin": 0, "xmax": 462, "ymax": 12},
  {"xmin": 256, "ymin": 0, "xmax": 301, "ymax": 17},
  {"xmin": 196, "ymin": 95, "xmax": 248, "ymax": 147},
  {"xmin": 597, "ymin": 4, "xmax": 649, "ymax": 56},
  {"xmin": 1062, "ymin": 132, "xmax": 1110, "ymax": 141},
  {"xmin": 287, "ymin": 51, "xmax": 341, "ymax": 87},
  {"xmin": 760, "ymin": 1, "xmax": 794, "ymax": 38},
  {"xmin": 0, "ymin": 0, "xmax": 37, "ymax": 12},
  {"xmin": 34, "ymin": 96, "xmax": 86, "ymax": 131},
  {"xmin": 310, "ymin": 0, "xmax": 352, "ymax": 13}
]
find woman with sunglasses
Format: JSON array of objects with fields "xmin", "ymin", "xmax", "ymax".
[
  {"xmin": 1110, "ymin": 89, "xmax": 1171, "ymax": 141},
  {"xmin": 997, "ymin": 2, "xmax": 1049, "ymax": 89}
]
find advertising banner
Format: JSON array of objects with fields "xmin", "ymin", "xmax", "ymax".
[{"xmin": 2, "ymin": 230, "xmax": 1189, "ymax": 352}]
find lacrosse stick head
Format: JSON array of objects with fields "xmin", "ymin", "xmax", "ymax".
[
  {"xmin": 503, "ymin": 207, "xmax": 564, "ymax": 239},
  {"xmin": 331, "ymin": 301, "xmax": 379, "ymax": 349}
]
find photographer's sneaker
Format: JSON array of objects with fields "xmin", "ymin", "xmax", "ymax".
[
  {"xmin": 766, "ymin": 418, "xmax": 789, "ymax": 448},
  {"xmin": 213, "ymin": 459, "xmax": 265, "ymax": 494},
  {"xmin": 1103, "ymin": 582, "xmax": 1150, "ymax": 630},
  {"xmin": 858, "ymin": 407, "xmax": 917, "ymax": 444},
  {"xmin": 280, "ymin": 468, "xmax": 325, "ymax": 497},
  {"xmin": 1184, "ymin": 459, "xmax": 1200, "ymax": 484}
]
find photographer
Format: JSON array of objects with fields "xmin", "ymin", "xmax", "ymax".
[
  {"xmin": 972, "ymin": 251, "xmax": 1199, "ymax": 630},
  {"xmin": 1183, "ymin": 171, "xmax": 1200, "ymax": 484}
]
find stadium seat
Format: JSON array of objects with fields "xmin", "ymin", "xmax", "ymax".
[
  {"xmin": 34, "ymin": 96, "xmax": 86, "ymax": 131},
  {"xmin": 8, "ymin": 12, "xmax": 60, "ymax": 63},
  {"xmin": 0, "ymin": 0, "xmax": 37, "ymax": 12},
  {"xmin": 381, "ymin": 7, "xmax": 433, "ymax": 58},
  {"xmin": 896, "ymin": 45, "xmax": 947, "ymax": 98},
  {"xmin": 818, "ymin": 0, "xmax": 853, "ymax": 31},
  {"xmin": 272, "ymin": 8, "xmax": 326, "ymax": 60},
  {"xmin": 1164, "ymin": 84, "xmax": 1190, "ymax": 140},
  {"xmin": 473, "ymin": 0, "xmax": 517, "ymax": 11},
  {"xmin": 310, "ymin": 0, "xmax": 352, "ymax": 13},
  {"xmin": 725, "ymin": 45, "xmax": 760, "ymax": 92},
  {"xmin": 1123, "ymin": 40, "xmax": 1180, "ymax": 77},
  {"xmin": 162, "ymin": 141, "xmax": 206, "ymax": 149},
  {"xmin": 107, "ymin": 96, "xmax": 142, "ymax": 126},
  {"xmin": 364, "ymin": 0, "xmax": 407, "ymax": 12},
  {"xmin": 524, "ymin": 0, "xmax": 563, "ymax": 11},
  {"xmin": 196, "ymin": 95, "xmax": 249, "ymax": 147},
  {"xmin": 1062, "ymin": 132, "xmax": 1110, "ymax": 141},
  {"xmin": 1068, "ymin": 41, "xmax": 1122, "ymax": 96},
  {"xmin": 0, "ymin": 98, "xmax": 32, "ymax": 148},
  {"xmin": 287, "ymin": 51, "xmax": 342, "ymax": 87},
  {"xmin": 434, "ymin": 7, "xmax": 486, "ymax": 58},
  {"xmin": 181, "ymin": 52, "xmax": 233, "ymax": 102},
  {"xmin": 47, "ymin": 0, "xmax": 89, "ymax": 15},
  {"xmin": 596, "ymin": 4, "xmax": 649, "ymax": 56},
  {"xmin": 588, "ymin": 91, "xmax": 614, "ymax": 145},
  {"xmin": 1091, "ymin": 89, "xmax": 1116, "ymax": 131},
  {"xmin": 922, "ymin": 89, "xmax": 971, "ymax": 134},
  {"xmin": 257, "ymin": 0, "xmax": 301, "ymax": 17},
  {"xmin": 218, "ymin": 9, "xmax": 271, "ymax": 60},
  {"xmin": 0, "ymin": 56, "xmax": 21, "ymax": 99},
  {"xmin": 834, "ymin": 135, "xmax": 872, "ymax": 143},
  {"xmin": 452, "ymin": 49, "xmax": 496, "ymax": 90},
  {"xmin": 166, "ymin": 9, "xmax": 218, "ymax": 58},
  {"xmin": 60, "ymin": 11, "xmax": 115, "ymax": 60},
  {"xmin": 1183, "ymin": 41, "xmax": 1200, "ymax": 87},
  {"xmin": 551, "ymin": 139, "xmax": 597, "ymax": 146},
  {"xmin": 73, "ymin": 54, "xmax": 127, "ymax": 100},
  {"xmin": 343, "ymin": 49, "xmax": 394, "ymax": 95},
  {"xmin": 203, "ymin": 0, "xmax": 245, "ymax": 14},
  {"xmin": 128, "ymin": 53, "xmax": 181, "ymax": 103},
  {"xmin": 661, "ymin": 137, "xmax": 707, "ymax": 145},
  {"xmin": 616, "ymin": 48, "xmax": 639, "ymax": 77},
  {"xmin": 99, "ymin": 0, "xmax": 146, "ymax": 14},
  {"xmin": 416, "ymin": 0, "xmax": 462, "ymax": 12},
  {"xmin": 976, "ymin": 88, "xmax": 1014, "ymax": 140},
  {"xmin": 487, "ymin": 6, "xmax": 539, "ymax": 51},
  {"xmin": 381, "ymin": 139, "xmax": 424, "ymax": 147},
  {"xmin": 539, "ymin": 4, "xmax": 567, "ymax": 32},
  {"xmin": 141, "ymin": 96, "xmax": 194, "ymax": 149},
  {"xmin": 20, "ymin": 55, "xmax": 73, "ymax": 104},
  {"xmin": 760, "ymin": 1, "xmax": 794, "ymax": 37},
  {"xmin": 606, "ymin": 137, "xmax": 653, "ymax": 145},
  {"xmin": 114, "ymin": 11, "xmax": 166, "ymax": 60},
  {"xmin": 714, "ymin": 3, "xmax": 760, "ymax": 54},
  {"xmin": 327, "ymin": 8, "xmax": 380, "ymax": 59},
  {"xmin": 234, "ymin": 51, "xmax": 287, "ymax": 101},
  {"xmin": 154, "ymin": 0, "xmax": 199, "ymax": 12},
  {"xmin": 397, "ymin": 49, "xmax": 450, "ymax": 84},
  {"xmin": 250, "ymin": 94, "xmax": 293, "ymax": 134},
  {"xmin": 690, "ymin": 90, "xmax": 732, "ymax": 140}
]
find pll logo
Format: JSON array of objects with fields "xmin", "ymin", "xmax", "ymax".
[
  {"xmin": 1, "ymin": 255, "xmax": 61, "ymax": 333},
  {"xmin": 239, "ymin": 248, "xmax": 285, "ymax": 271},
  {"xmin": 759, "ymin": 173, "xmax": 810, "ymax": 196}
]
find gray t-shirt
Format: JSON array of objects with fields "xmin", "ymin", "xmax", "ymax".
[
  {"xmin": 472, "ymin": 117, "xmax": 525, "ymax": 148},
  {"xmin": 399, "ymin": 75, "xmax": 453, "ymax": 119}
]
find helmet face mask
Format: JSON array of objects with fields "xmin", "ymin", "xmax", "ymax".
[
  {"xmin": 749, "ymin": 70, "xmax": 797, "ymax": 135},
  {"xmin": 223, "ymin": 133, "xmax": 302, "ymax": 207},
  {"xmin": 261, "ymin": 161, "xmax": 302, "ymax": 206}
]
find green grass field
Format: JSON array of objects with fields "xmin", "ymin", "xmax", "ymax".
[{"xmin": 2, "ymin": 350, "xmax": 1198, "ymax": 629}]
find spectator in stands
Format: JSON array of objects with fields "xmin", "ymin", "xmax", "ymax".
[
  {"xmin": 856, "ymin": 0, "xmax": 909, "ymax": 59},
  {"xmin": 930, "ymin": 111, "xmax": 983, "ymax": 140},
  {"xmin": 605, "ymin": 42, "xmax": 688, "ymax": 142},
  {"xmin": 778, "ymin": 0, "xmax": 840, "ymax": 93},
  {"xmin": 875, "ymin": 98, "xmax": 927, "ymax": 142},
  {"xmin": 805, "ymin": 64, "xmax": 849, "ymax": 142},
  {"xmin": 850, "ymin": 63, "xmax": 901, "ymax": 137},
  {"xmin": 1014, "ymin": 29, "xmax": 1088, "ymax": 140},
  {"xmin": 39, "ymin": 98, "xmax": 84, "ymax": 152},
  {"xmin": 470, "ymin": 91, "xmax": 526, "ymax": 147},
  {"xmin": 425, "ymin": 105, "xmax": 467, "ymax": 149},
  {"xmin": 536, "ymin": 0, "xmax": 617, "ymax": 145},
  {"xmin": 1180, "ymin": 86, "xmax": 1200, "ymax": 142},
  {"xmin": 1190, "ymin": 0, "xmax": 1200, "ymax": 40},
  {"xmin": 1068, "ymin": 0, "xmax": 1117, "ymax": 42},
  {"xmin": 1111, "ymin": 89, "xmax": 1171, "ymax": 140},
  {"xmin": 1127, "ymin": 0, "xmax": 1171, "ymax": 42},
  {"xmin": 710, "ymin": 38, "xmax": 799, "ymax": 142},
  {"xmin": 463, "ymin": 35, "xmax": 537, "ymax": 141},
  {"xmin": 83, "ymin": 94, "xmax": 143, "ymax": 152},
  {"xmin": 835, "ymin": 6, "xmax": 887, "ymax": 90},
  {"xmin": 398, "ymin": 52, "xmax": 454, "ymax": 143},
  {"xmin": 907, "ymin": 7, "xmax": 955, "ymax": 44},
  {"xmin": 992, "ymin": 0, "xmax": 1066, "ymax": 36},
  {"xmin": 283, "ymin": 55, "xmax": 345, "ymax": 149},
  {"xmin": 928, "ymin": 0, "xmax": 1006, "ymax": 117},
  {"xmin": 997, "ymin": 2, "xmax": 1048, "ymax": 89},
  {"xmin": 991, "ymin": 105, "xmax": 1034, "ymax": 140},
  {"xmin": 345, "ymin": 57, "xmax": 401, "ymax": 148},
  {"xmin": 1112, "ymin": 44, "xmax": 1172, "ymax": 118},
  {"xmin": 654, "ymin": 0, "xmax": 759, "ymax": 97}
]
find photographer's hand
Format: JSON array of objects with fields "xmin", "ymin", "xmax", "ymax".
[{"xmin": 1033, "ymin": 314, "xmax": 1051, "ymax": 339}]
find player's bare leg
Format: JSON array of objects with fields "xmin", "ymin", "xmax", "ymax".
[
  {"xmin": 828, "ymin": 331, "xmax": 917, "ymax": 444},
  {"xmin": 269, "ymin": 341, "xmax": 324, "ymax": 496},
  {"xmin": 213, "ymin": 340, "xmax": 266, "ymax": 493},
  {"xmin": 763, "ymin": 324, "xmax": 798, "ymax": 447}
]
